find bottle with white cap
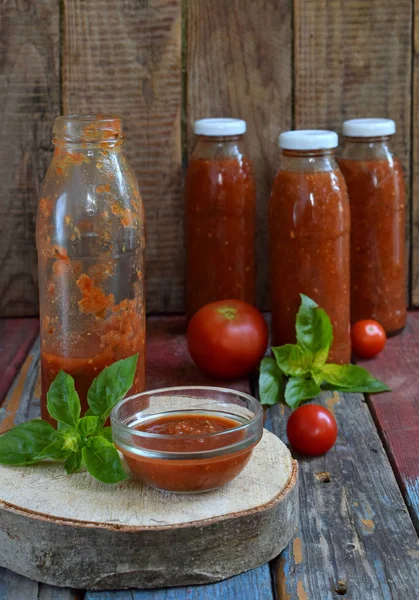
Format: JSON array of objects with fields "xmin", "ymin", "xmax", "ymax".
[
  {"xmin": 338, "ymin": 118, "xmax": 406, "ymax": 334},
  {"xmin": 269, "ymin": 129, "xmax": 351, "ymax": 364},
  {"xmin": 185, "ymin": 118, "xmax": 256, "ymax": 316}
]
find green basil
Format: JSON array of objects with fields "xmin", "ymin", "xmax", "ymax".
[
  {"xmin": 0, "ymin": 353, "xmax": 139, "ymax": 484},
  {"xmin": 259, "ymin": 294, "xmax": 390, "ymax": 410},
  {"xmin": 259, "ymin": 357, "xmax": 283, "ymax": 406},
  {"xmin": 272, "ymin": 344, "xmax": 313, "ymax": 376},
  {"xmin": 65, "ymin": 450, "xmax": 82, "ymax": 474},
  {"xmin": 82, "ymin": 437, "xmax": 128, "ymax": 484},
  {"xmin": 285, "ymin": 377, "xmax": 322, "ymax": 409},
  {"xmin": 296, "ymin": 294, "xmax": 333, "ymax": 367},
  {"xmin": 47, "ymin": 370, "xmax": 81, "ymax": 428},
  {"xmin": 87, "ymin": 354, "xmax": 138, "ymax": 423},
  {"xmin": 0, "ymin": 420, "xmax": 59, "ymax": 465},
  {"xmin": 320, "ymin": 364, "xmax": 390, "ymax": 393},
  {"xmin": 34, "ymin": 439, "xmax": 70, "ymax": 462},
  {"xmin": 97, "ymin": 426, "xmax": 113, "ymax": 443},
  {"xmin": 78, "ymin": 415, "xmax": 99, "ymax": 437},
  {"xmin": 61, "ymin": 429, "xmax": 81, "ymax": 453}
]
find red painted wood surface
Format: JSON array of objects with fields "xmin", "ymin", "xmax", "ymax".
[
  {"xmin": 146, "ymin": 316, "xmax": 250, "ymax": 393},
  {"xmin": 0, "ymin": 318, "xmax": 39, "ymax": 405},
  {"xmin": 356, "ymin": 312, "xmax": 419, "ymax": 528},
  {"xmin": 1, "ymin": 315, "xmax": 419, "ymax": 599}
]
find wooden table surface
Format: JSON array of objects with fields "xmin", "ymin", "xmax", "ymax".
[{"xmin": 0, "ymin": 315, "xmax": 418, "ymax": 600}]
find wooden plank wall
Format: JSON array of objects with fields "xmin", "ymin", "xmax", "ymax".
[
  {"xmin": 0, "ymin": 0, "xmax": 60, "ymax": 316},
  {"xmin": 0, "ymin": 0, "xmax": 415, "ymax": 315}
]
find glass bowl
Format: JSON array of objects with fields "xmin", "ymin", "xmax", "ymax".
[{"xmin": 111, "ymin": 386, "xmax": 263, "ymax": 493}]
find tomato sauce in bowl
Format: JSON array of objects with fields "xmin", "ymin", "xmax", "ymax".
[{"xmin": 111, "ymin": 387, "xmax": 263, "ymax": 493}]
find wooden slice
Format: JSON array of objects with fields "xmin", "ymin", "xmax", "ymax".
[{"xmin": 0, "ymin": 430, "xmax": 298, "ymax": 590}]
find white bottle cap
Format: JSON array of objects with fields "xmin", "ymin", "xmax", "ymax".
[
  {"xmin": 342, "ymin": 118, "xmax": 396, "ymax": 137},
  {"xmin": 279, "ymin": 130, "xmax": 338, "ymax": 150},
  {"xmin": 194, "ymin": 118, "xmax": 247, "ymax": 136}
]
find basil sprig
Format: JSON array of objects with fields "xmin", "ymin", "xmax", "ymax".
[
  {"xmin": 0, "ymin": 354, "xmax": 138, "ymax": 484},
  {"xmin": 259, "ymin": 295, "xmax": 389, "ymax": 409}
]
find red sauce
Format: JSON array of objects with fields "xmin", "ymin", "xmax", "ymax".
[
  {"xmin": 338, "ymin": 157, "xmax": 406, "ymax": 333},
  {"xmin": 38, "ymin": 116, "xmax": 146, "ymax": 423},
  {"xmin": 269, "ymin": 168, "xmax": 351, "ymax": 364},
  {"xmin": 41, "ymin": 279, "xmax": 145, "ymax": 421},
  {"xmin": 119, "ymin": 413, "xmax": 255, "ymax": 492},
  {"xmin": 185, "ymin": 157, "xmax": 256, "ymax": 316}
]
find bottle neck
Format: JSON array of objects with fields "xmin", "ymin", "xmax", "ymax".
[
  {"xmin": 52, "ymin": 114, "xmax": 124, "ymax": 151},
  {"xmin": 280, "ymin": 148, "xmax": 338, "ymax": 173},
  {"xmin": 191, "ymin": 135, "xmax": 246, "ymax": 161},
  {"xmin": 340, "ymin": 136, "xmax": 393, "ymax": 161}
]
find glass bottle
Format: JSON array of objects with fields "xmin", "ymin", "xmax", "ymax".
[
  {"xmin": 338, "ymin": 118, "xmax": 406, "ymax": 335},
  {"xmin": 269, "ymin": 130, "xmax": 351, "ymax": 364},
  {"xmin": 36, "ymin": 115, "xmax": 146, "ymax": 422},
  {"xmin": 185, "ymin": 118, "xmax": 256, "ymax": 317}
]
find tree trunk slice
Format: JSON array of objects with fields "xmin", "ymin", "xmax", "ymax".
[{"xmin": 0, "ymin": 430, "xmax": 298, "ymax": 590}]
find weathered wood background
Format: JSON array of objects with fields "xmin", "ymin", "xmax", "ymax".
[{"xmin": 0, "ymin": 0, "xmax": 414, "ymax": 315}]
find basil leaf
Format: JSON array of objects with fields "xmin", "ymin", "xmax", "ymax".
[
  {"xmin": 87, "ymin": 354, "xmax": 138, "ymax": 423},
  {"xmin": 296, "ymin": 294, "xmax": 333, "ymax": 367},
  {"xmin": 78, "ymin": 416, "xmax": 99, "ymax": 437},
  {"xmin": 320, "ymin": 364, "xmax": 390, "ymax": 393},
  {"xmin": 61, "ymin": 429, "xmax": 81, "ymax": 453},
  {"xmin": 33, "ymin": 439, "xmax": 70, "ymax": 462},
  {"xmin": 285, "ymin": 377, "xmax": 321, "ymax": 409},
  {"xmin": 82, "ymin": 436, "xmax": 128, "ymax": 484},
  {"xmin": 97, "ymin": 426, "xmax": 113, "ymax": 443},
  {"xmin": 272, "ymin": 344, "xmax": 313, "ymax": 376},
  {"xmin": 311, "ymin": 368, "xmax": 324, "ymax": 386},
  {"xmin": 0, "ymin": 420, "xmax": 60, "ymax": 465},
  {"xmin": 65, "ymin": 450, "xmax": 82, "ymax": 474},
  {"xmin": 47, "ymin": 370, "xmax": 81, "ymax": 428},
  {"xmin": 259, "ymin": 357, "xmax": 283, "ymax": 406}
]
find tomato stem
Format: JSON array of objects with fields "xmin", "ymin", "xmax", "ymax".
[{"xmin": 217, "ymin": 307, "xmax": 237, "ymax": 320}]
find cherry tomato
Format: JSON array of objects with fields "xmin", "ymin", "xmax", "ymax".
[
  {"xmin": 187, "ymin": 299, "xmax": 268, "ymax": 379},
  {"xmin": 286, "ymin": 404, "xmax": 337, "ymax": 456},
  {"xmin": 351, "ymin": 319, "xmax": 386, "ymax": 359}
]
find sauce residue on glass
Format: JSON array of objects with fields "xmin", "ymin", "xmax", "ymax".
[
  {"xmin": 119, "ymin": 412, "xmax": 255, "ymax": 492},
  {"xmin": 185, "ymin": 156, "xmax": 256, "ymax": 316},
  {"xmin": 338, "ymin": 157, "xmax": 406, "ymax": 333},
  {"xmin": 269, "ymin": 168, "xmax": 351, "ymax": 364},
  {"xmin": 37, "ymin": 116, "xmax": 146, "ymax": 422}
]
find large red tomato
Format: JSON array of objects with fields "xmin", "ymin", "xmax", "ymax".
[
  {"xmin": 351, "ymin": 319, "xmax": 386, "ymax": 359},
  {"xmin": 187, "ymin": 300, "xmax": 268, "ymax": 379},
  {"xmin": 286, "ymin": 404, "xmax": 337, "ymax": 456}
]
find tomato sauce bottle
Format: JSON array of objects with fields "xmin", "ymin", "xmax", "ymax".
[
  {"xmin": 338, "ymin": 118, "xmax": 406, "ymax": 335},
  {"xmin": 269, "ymin": 130, "xmax": 351, "ymax": 364},
  {"xmin": 36, "ymin": 115, "xmax": 146, "ymax": 421},
  {"xmin": 185, "ymin": 118, "xmax": 256, "ymax": 317}
]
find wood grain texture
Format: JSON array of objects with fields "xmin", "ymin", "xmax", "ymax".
[
  {"xmin": 0, "ymin": 317, "xmax": 278, "ymax": 597},
  {"xmin": 187, "ymin": 0, "xmax": 292, "ymax": 310},
  {"xmin": 265, "ymin": 391, "xmax": 419, "ymax": 600},
  {"xmin": 0, "ymin": 319, "xmax": 39, "ymax": 404},
  {"xmin": 0, "ymin": 337, "xmax": 41, "ymax": 434},
  {"xmin": 294, "ymin": 0, "xmax": 412, "ymax": 304},
  {"xmin": 0, "ymin": 0, "xmax": 60, "ymax": 317},
  {"xmin": 0, "ymin": 567, "xmax": 80, "ymax": 600},
  {"xmin": 356, "ymin": 312, "xmax": 419, "ymax": 530},
  {"xmin": 0, "ymin": 435, "xmax": 297, "ymax": 589},
  {"xmin": 412, "ymin": 0, "xmax": 419, "ymax": 304},
  {"xmin": 85, "ymin": 564, "xmax": 274, "ymax": 600},
  {"xmin": 294, "ymin": 0, "xmax": 412, "ymax": 173},
  {"xmin": 62, "ymin": 0, "xmax": 183, "ymax": 312}
]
